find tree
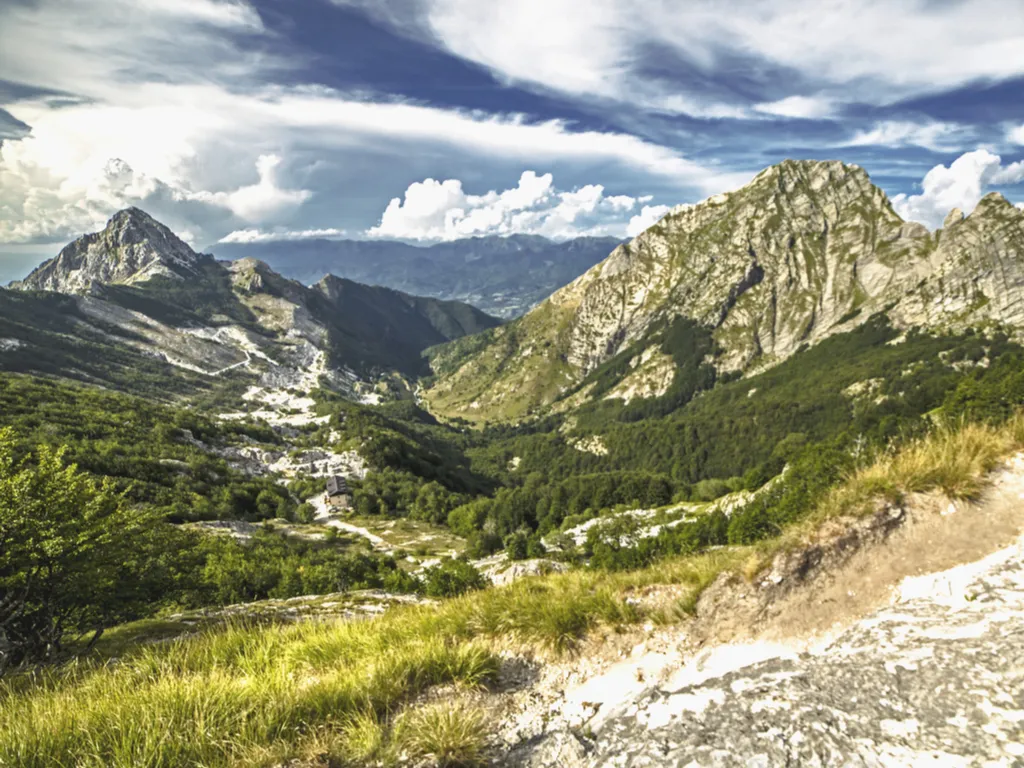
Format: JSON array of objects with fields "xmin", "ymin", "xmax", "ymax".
[
  {"xmin": 422, "ymin": 558, "xmax": 487, "ymax": 598},
  {"xmin": 0, "ymin": 429, "xmax": 171, "ymax": 673},
  {"xmin": 504, "ymin": 530, "xmax": 529, "ymax": 561}
]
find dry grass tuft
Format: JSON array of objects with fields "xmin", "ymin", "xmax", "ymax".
[{"xmin": 399, "ymin": 701, "xmax": 488, "ymax": 767}]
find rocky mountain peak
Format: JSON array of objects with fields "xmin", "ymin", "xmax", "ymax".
[
  {"xmin": 13, "ymin": 207, "xmax": 202, "ymax": 294},
  {"xmin": 943, "ymin": 208, "xmax": 965, "ymax": 229},
  {"xmin": 424, "ymin": 157, "xmax": 1024, "ymax": 423},
  {"xmin": 971, "ymin": 192, "xmax": 1021, "ymax": 220}
]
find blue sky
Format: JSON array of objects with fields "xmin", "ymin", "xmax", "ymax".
[{"xmin": 1, "ymin": 0, "xmax": 1023, "ymax": 281}]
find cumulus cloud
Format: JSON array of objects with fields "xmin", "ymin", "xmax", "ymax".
[
  {"xmin": 367, "ymin": 171, "xmax": 667, "ymax": 241},
  {"xmin": 891, "ymin": 149, "xmax": 1024, "ymax": 230},
  {"xmin": 1009, "ymin": 124, "xmax": 1024, "ymax": 145},
  {"xmin": 627, "ymin": 205, "xmax": 671, "ymax": 237},
  {"xmin": 0, "ymin": 146, "xmax": 308, "ymax": 244},
  {"xmin": 190, "ymin": 155, "xmax": 311, "ymax": 222},
  {"xmin": 845, "ymin": 121, "xmax": 966, "ymax": 152}
]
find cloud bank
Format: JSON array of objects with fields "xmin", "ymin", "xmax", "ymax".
[{"xmin": 366, "ymin": 171, "xmax": 669, "ymax": 241}]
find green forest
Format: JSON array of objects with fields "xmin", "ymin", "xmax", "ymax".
[{"xmin": 4, "ymin": 312, "xmax": 1024, "ymax": 671}]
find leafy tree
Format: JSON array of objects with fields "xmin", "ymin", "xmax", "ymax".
[
  {"xmin": 504, "ymin": 530, "xmax": 530, "ymax": 561},
  {"xmin": 0, "ymin": 429, "xmax": 175, "ymax": 672},
  {"xmin": 422, "ymin": 558, "xmax": 487, "ymax": 598}
]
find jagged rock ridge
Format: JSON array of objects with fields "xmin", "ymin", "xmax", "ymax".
[
  {"xmin": 13, "ymin": 208, "xmax": 202, "ymax": 293},
  {"xmin": 424, "ymin": 160, "xmax": 1024, "ymax": 422}
]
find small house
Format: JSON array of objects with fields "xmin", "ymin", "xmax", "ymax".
[{"xmin": 325, "ymin": 475, "xmax": 353, "ymax": 509}]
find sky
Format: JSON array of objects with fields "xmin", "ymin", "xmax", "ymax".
[{"xmin": 1, "ymin": 0, "xmax": 1024, "ymax": 282}]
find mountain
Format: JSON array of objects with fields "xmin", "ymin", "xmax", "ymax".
[
  {"xmin": 423, "ymin": 160, "xmax": 1024, "ymax": 422},
  {"xmin": 211, "ymin": 234, "xmax": 622, "ymax": 318},
  {"xmin": 4, "ymin": 209, "xmax": 499, "ymax": 397},
  {"xmin": 13, "ymin": 207, "xmax": 202, "ymax": 293}
]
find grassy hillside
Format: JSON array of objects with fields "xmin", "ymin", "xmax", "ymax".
[{"xmin": 1, "ymin": 415, "xmax": 1019, "ymax": 767}]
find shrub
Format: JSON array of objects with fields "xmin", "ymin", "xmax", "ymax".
[
  {"xmin": 423, "ymin": 559, "xmax": 487, "ymax": 598},
  {"xmin": 504, "ymin": 531, "xmax": 529, "ymax": 561},
  {"xmin": 294, "ymin": 503, "xmax": 316, "ymax": 524}
]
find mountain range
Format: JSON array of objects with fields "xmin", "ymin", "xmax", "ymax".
[
  {"xmin": 5, "ymin": 159, "xmax": 1024, "ymax": 424},
  {"xmin": 211, "ymin": 234, "xmax": 622, "ymax": 318},
  {"xmin": 422, "ymin": 159, "xmax": 1024, "ymax": 422},
  {"xmin": 4, "ymin": 208, "xmax": 498, "ymax": 399}
]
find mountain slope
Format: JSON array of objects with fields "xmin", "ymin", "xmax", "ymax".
[
  {"xmin": 212, "ymin": 234, "xmax": 622, "ymax": 318},
  {"xmin": 4, "ymin": 209, "xmax": 499, "ymax": 396},
  {"xmin": 423, "ymin": 160, "xmax": 1024, "ymax": 422}
]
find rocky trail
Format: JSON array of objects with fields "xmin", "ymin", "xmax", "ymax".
[{"xmin": 497, "ymin": 456, "xmax": 1024, "ymax": 767}]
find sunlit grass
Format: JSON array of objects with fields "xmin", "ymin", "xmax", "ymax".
[{"xmin": 3, "ymin": 416, "xmax": 1022, "ymax": 767}]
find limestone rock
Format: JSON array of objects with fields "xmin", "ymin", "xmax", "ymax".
[
  {"xmin": 13, "ymin": 207, "xmax": 202, "ymax": 293},
  {"xmin": 425, "ymin": 161, "xmax": 1024, "ymax": 423},
  {"xmin": 943, "ymin": 207, "xmax": 965, "ymax": 228}
]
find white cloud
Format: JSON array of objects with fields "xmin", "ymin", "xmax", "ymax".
[
  {"xmin": 367, "ymin": 171, "xmax": 661, "ymax": 240},
  {"xmin": 0, "ymin": 0, "xmax": 739, "ymax": 246},
  {"xmin": 845, "ymin": 121, "xmax": 966, "ymax": 152},
  {"xmin": 753, "ymin": 96, "xmax": 834, "ymax": 120},
  {"xmin": 626, "ymin": 205, "xmax": 671, "ymax": 237},
  {"xmin": 1009, "ymin": 124, "xmax": 1024, "ymax": 145},
  {"xmin": 340, "ymin": 0, "xmax": 1024, "ymax": 116},
  {"xmin": 219, "ymin": 227, "xmax": 347, "ymax": 244},
  {"xmin": 190, "ymin": 155, "xmax": 311, "ymax": 222},
  {"xmin": 891, "ymin": 149, "xmax": 1024, "ymax": 230}
]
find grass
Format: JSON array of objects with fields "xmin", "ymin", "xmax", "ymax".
[
  {"xmin": 400, "ymin": 701, "xmax": 488, "ymax": 767},
  {"xmin": 3, "ymin": 416, "xmax": 1022, "ymax": 767},
  {"xmin": 742, "ymin": 415, "xmax": 1024, "ymax": 577}
]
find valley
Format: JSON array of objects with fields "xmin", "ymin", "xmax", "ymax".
[{"xmin": 2, "ymin": 160, "xmax": 1024, "ymax": 767}]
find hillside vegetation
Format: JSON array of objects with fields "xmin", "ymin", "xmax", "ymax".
[{"xmin": 2, "ymin": 413, "xmax": 1021, "ymax": 767}]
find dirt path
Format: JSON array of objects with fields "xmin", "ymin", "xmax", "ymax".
[{"xmin": 311, "ymin": 495, "xmax": 392, "ymax": 551}]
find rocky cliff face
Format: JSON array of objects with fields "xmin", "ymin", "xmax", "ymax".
[
  {"xmin": 13, "ymin": 208, "xmax": 203, "ymax": 293},
  {"xmin": 424, "ymin": 160, "xmax": 1024, "ymax": 422},
  {"xmin": 892, "ymin": 193, "xmax": 1024, "ymax": 330}
]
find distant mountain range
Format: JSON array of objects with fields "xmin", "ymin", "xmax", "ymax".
[
  {"xmin": 211, "ymin": 235, "xmax": 622, "ymax": 318},
  {"xmin": 4, "ymin": 208, "xmax": 498, "ymax": 397}
]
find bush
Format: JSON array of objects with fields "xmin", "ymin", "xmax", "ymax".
[
  {"xmin": 526, "ymin": 533, "xmax": 547, "ymax": 559},
  {"xmin": 692, "ymin": 478, "xmax": 731, "ymax": 502},
  {"xmin": 294, "ymin": 503, "xmax": 317, "ymax": 524},
  {"xmin": 464, "ymin": 531, "xmax": 502, "ymax": 559},
  {"xmin": 504, "ymin": 531, "xmax": 529, "ymax": 561},
  {"xmin": 422, "ymin": 559, "xmax": 487, "ymax": 598}
]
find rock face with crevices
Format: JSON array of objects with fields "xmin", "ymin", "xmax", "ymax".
[
  {"xmin": 424, "ymin": 160, "xmax": 1024, "ymax": 422},
  {"xmin": 502, "ymin": 512, "xmax": 1024, "ymax": 768},
  {"xmin": 554, "ymin": 537, "xmax": 1024, "ymax": 767}
]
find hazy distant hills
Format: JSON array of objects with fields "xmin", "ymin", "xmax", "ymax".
[{"xmin": 212, "ymin": 235, "xmax": 622, "ymax": 318}]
